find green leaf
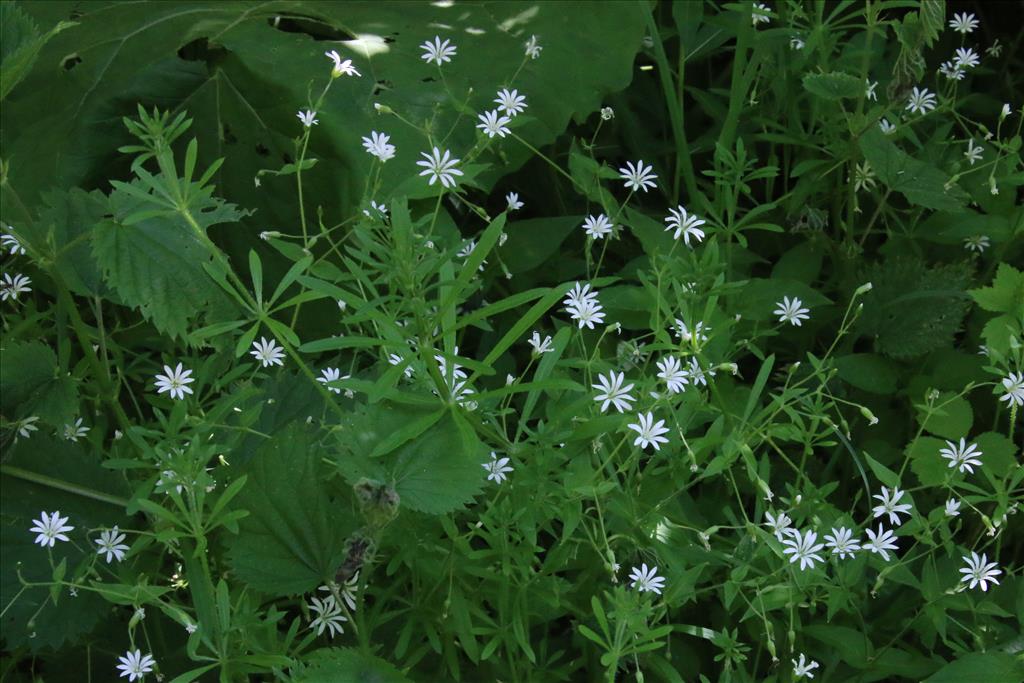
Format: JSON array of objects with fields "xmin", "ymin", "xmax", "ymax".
[
  {"xmin": 0, "ymin": 4, "xmax": 75, "ymax": 101},
  {"xmin": 923, "ymin": 652, "xmax": 1024, "ymax": 683},
  {"xmin": 296, "ymin": 648, "xmax": 411, "ymax": 683},
  {"xmin": 0, "ymin": 340, "xmax": 78, "ymax": 425},
  {"xmin": 802, "ymin": 71, "xmax": 863, "ymax": 100},
  {"xmin": 969, "ymin": 263, "xmax": 1024, "ymax": 314},
  {"xmin": 907, "ymin": 437, "xmax": 949, "ymax": 487},
  {"xmin": 863, "ymin": 451, "xmax": 899, "ymax": 488},
  {"xmin": 226, "ymin": 424, "xmax": 354, "ymax": 596},
  {"xmin": 859, "ymin": 127, "xmax": 968, "ymax": 212},
  {"xmin": 835, "ymin": 354, "xmax": 899, "ymax": 394},
  {"xmin": 974, "ymin": 432, "xmax": 1018, "ymax": 478},
  {"xmin": 916, "ymin": 392, "xmax": 972, "ymax": 440}
]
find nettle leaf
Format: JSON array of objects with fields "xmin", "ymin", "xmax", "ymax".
[
  {"xmin": 0, "ymin": 2, "xmax": 75, "ymax": 101},
  {"xmin": 226, "ymin": 424, "xmax": 354, "ymax": 596},
  {"xmin": 802, "ymin": 71, "xmax": 862, "ymax": 100},
  {"xmin": 0, "ymin": 437, "xmax": 129, "ymax": 651},
  {"xmin": 834, "ymin": 354, "xmax": 899, "ymax": 394},
  {"xmin": 915, "ymin": 391, "xmax": 972, "ymax": 440},
  {"xmin": 297, "ymin": 648, "xmax": 411, "ymax": 683},
  {"xmin": 859, "ymin": 127, "xmax": 968, "ymax": 212},
  {"xmin": 907, "ymin": 436, "xmax": 949, "ymax": 487},
  {"xmin": 93, "ymin": 181, "xmax": 246, "ymax": 339},
  {"xmin": 0, "ymin": 340, "xmax": 78, "ymax": 425},
  {"xmin": 859, "ymin": 257, "xmax": 973, "ymax": 358},
  {"xmin": 26, "ymin": 188, "xmax": 108, "ymax": 296},
  {"xmin": 969, "ymin": 263, "xmax": 1024, "ymax": 314}
]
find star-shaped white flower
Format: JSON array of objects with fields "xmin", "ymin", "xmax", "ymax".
[
  {"xmin": 863, "ymin": 524, "xmax": 899, "ymax": 561},
  {"xmin": 494, "ymin": 88, "xmax": 527, "ymax": 116},
  {"xmin": 627, "ymin": 411, "xmax": 670, "ymax": 451},
  {"xmin": 583, "ymin": 214, "xmax": 614, "ymax": 240},
  {"xmin": 476, "ymin": 109, "xmax": 512, "ymax": 138},
  {"xmin": 656, "ymin": 356, "xmax": 688, "ymax": 394},
  {"xmin": 524, "ymin": 34, "xmax": 542, "ymax": 59},
  {"xmin": 879, "ymin": 118, "xmax": 896, "ymax": 135},
  {"xmin": 764, "ymin": 510, "xmax": 792, "ymax": 541},
  {"xmin": 751, "ymin": 2, "xmax": 772, "ymax": 25},
  {"xmin": 1, "ymin": 231, "xmax": 25, "ymax": 255},
  {"xmin": 506, "ymin": 192, "xmax": 524, "ymax": 211},
  {"xmin": 963, "ymin": 235, "xmax": 990, "ymax": 252},
  {"xmin": 361, "ymin": 131, "xmax": 396, "ymax": 162},
  {"xmin": 95, "ymin": 527, "xmax": 130, "ymax": 563},
  {"xmin": 15, "ymin": 415, "xmax": 39, "ymax": 441},
  {"xmin": 906, "ymin": 86, "xmax": 937, "ymax": 115},
  {"xmin": 317, "ymin": 367, "xmax": 349, "ymax": 395},
  {"xmin": 865, "ymin": 79, "xmax": 878, "ymax": 101},
  {"xmin": 944, "ymin": 498, "xmax": 962, "ymax": 517},
  {"xmin": 388, "ymin": 353, "xmax": 415, "ymax": 379},
  {"xmin": 872, "ymin": 486, "xmax": 912, "ymax": 526},
  {"xmin": 782, "ymin": 528, "xmax": 825, "ymax": 570},
  {"xmin": 954, "ymin": 47, "xmax": 980, "ymax": 69},
  {"xmin": 1, "ymin": 273, "xmax": 32, "ymax": 301},
  {"xmin": 959, "ymin": 551, "xmax": 1001, "ymax": 591},
  {"xmin": 674, "ymin": 319, "xmax": 710, "ymax": 343},
  {"xmin": 686, "ymin": 357, "xmax": 714, "ymax": 387},
  {"xmin": 308, "ymin": 595, "xmax": 347, "ymax": 637},
  {"xmin": 618, "ymin": 160, "xmax": 658, "ymax": 193},
  {"xmin": 792, "ymin": 653, "xmax": 819, "ymax": 679},
  {"xmin": 823, "ymin": 526, "xmax": 860, "ymax": 559},
  {"xmin": 528, "ymin": 331, "xmax": 553, "ymax": 354},
  {"xmin": 62, "ymin": 417, "xmax": 89, "ymax": 442},
  {"xmin": 251, "ymin": 337, "xmax": 285, "ymax": 367},
  {"xmin": 774, "ymin": 296, "xmax": 810, "ymax": 326},
  {"xmin": 297, "ymin": 109, "xmax": 319, "ymax": 127},
  {"xmin": 939, "ymin": 438, "xmax": 983, "ymax": 474},
  {"xmin": 593, "ymin": 371, "xmax": 636, "ymax": 413},
  {"xmin": 628, "ymin": 563, "xmax": 666, "ymax": 594},
  {"xmin": 999, "ymin": 371, "xmax": 1024, "ymax": 407},
  {"xmin": 664, "ymin": 206, "xmax": 706, "ymax": 245},
  {"xmin": 29, "ymin": 510, "xmax": 74, "ymax": 548},
  {"xmin": 116, "ymin": 649, "xmax": 156, "ymax": 681},
  {"xmin": 949, "ymin": 12, "xmax": 978, "ymax": 34},
  {"xmin": 325, "ymin": 50, "xmax": 360, "ymax": 77},
  {"xmin": 416, "ymin": 147, "xmax": 463, "ymax": 188},
  {"xmin": 154, "ymin": 363, "xmax": 195, "ymax": 400},
  {"xmin": 483, "ymin": 452, "xmax": 514, "ymax": 484},
  {"xmin": 420, "ymin": 36, "xmax": 456, "ymax": 66}
]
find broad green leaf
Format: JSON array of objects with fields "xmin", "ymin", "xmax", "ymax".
[
  {"xmin": 226, "ymin": 424, "xmax": 354, "ymax": 596},
  {"xmin": 0, "ymin": 340, "xmax": 78, "ymax": 425},
  {"xmin": 969, "ymin": 263, "xmax": 1024, "ymax": 314},
  {"xmin": 907, "ymin": 436, "xmax": 949, "ymax": 487},
  {"xmin": 923, "ymin": 652, "xmax": 1024, "ymax": 683},
  {"xmin": 0, "ymin": 3, "xmax": 75, "ymax": 101},
  {"xmin": 297, "ymin": 648, "xmax": 411, "ymax": 683},
  {"xmin": 802, "ymin": 71, "xmax": 862, "ymax": 100},
  {"xmin": 915, "ymin": 392, "xmax": 972, "ymax": 440},
  {"xmin": 859, "ymin": 127, "xmax": 968, "ymax": 212},
  {"xmin": 835, "ymin": 354, "xmax": 899, "ymax": 394}
]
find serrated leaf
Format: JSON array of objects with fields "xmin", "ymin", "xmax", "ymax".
[
  {"xmin": 297, "ymin": 648, "xmax": 411, "ymax": 683},
  {"xmin": 859, "ymin": 127, "xmax": 968, "ymax": 212},
  {"xmin": 835, "ymin": 354, "xmax": 899, "ymax": 394},
  {"xmin": 915, "ymin": 391, "xmax": 972, "ymax": 440},
  {"xmin": 226, "ymin": 424, "xmax": 354, "ymax": 596},
  {"xmin": 969, "ymin": 263, "xmax": 1024, "ymax": 314},
  {"xmin": 907, "ymin": 436, "xmax": 949, "ymax": 487},
  {"xmin": 0, "ymin": 340, "xmax": 78, "ymax": 425},
  {"xmin": 802, "ymin": 71, "xmax": 863, "ymax": 100}
]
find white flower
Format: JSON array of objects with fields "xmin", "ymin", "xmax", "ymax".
[
  {"xmin": 29, "ymin": 511, "xmax": 74, "ymax": 548},
  {"xmin": 420, "ymin": 36, "xmax": 456, "ymax": 66},
  {"xmin": 863, "ymin": 524, "xmax": 899, "ymax": 561},
  {"xmin": 15, "ymin": 415, "xmax": 39, "ymax": 440},
  {"xmin": 656, "ymin": 356, "xmax": 689, "ymax": 394},
  {"xmin": 593, "ymin": 371, "xmax": 636, "ymax": 413},
  {"xmin": 764, "ymin": 510, "xmax": 792, "ymax": 541},
  {"xmin": 939, "ymin": 60, "xmax": 965, "ymax": 81},
  {"xmin": 790, "ymin": 37, "xmax": 805, "ymax": 50},
  {"xmin": 939, "ymin": 438, "xmax": 983, "ymax": 474},
  {"xmin": 986, "ymin": 39, "xmax": 1003, "ymax": 57},
  {"xmin": 1001, "ymin": 103, "xmax": 1012, "ymax": 119},
  {"xmin": 62, "ymin": 417, "xmax": 89, "ymax": 442},
  {"xmin": 674, "ymin": 319, "xmax": 710, "ymax": 343},
  {"xmin": 387, "ymin": 353, "xmax": 414, "ymax": 379},
  {"xmin": 879, "ymin": 118, "xmax": 896, "ymax": 135},
  {"xmin": 629, "ymin": 563, "xmax": 666, "ymax": 594},
  {"xmin": 774, "ymin": 296, "xmax": 810, "ymax": 326},
  {"xmin": 361, "ymin": 131, "xmax": 396, "ymax": 162},
  {"xmin": 317, "ymin": 367, "xmax": 346, "ymax": 394},
  {"xmin": 865, "ymin": 79, "xmax": 878, "ymax": 101},
  {"xmin": 627, "ymin": 411, "xmax": 670, "ymax": 451},
  {"xmin": 528, "ymin": 331, "xmax": 553, "ymax": 354},
  {"xmin": 944, "ymin": 498, "xmax": 962, "ymax": 517},
  {"xmin": 325, "ymin": 50, "xmax": 360, "ymax": 77},
  {"xmin": 494, "ymin": 88, "xmax": 527, "ymax": 116},
  {"xmin": 1, "ymin": 231, "xmax": 25, "ymax": 255},
  {"xmin": 95, "ymin": 526, "xmax": 130, "ymax": 563},
  {"xmin": 362, "ymin": 200, "xmax": 388, "ymax": 218},
  {"xmin": 782, "ymin": 528, "xmax": 825, "ymax": 570},
  {"xmin": 964, "ymin": 235, "xmax": 990, "ymax": 252},
  {"xmin": 583, "ymin": 214, "xmax": 614, "ymax": 239},
  {"xmin": 906, "ymin": 86, "xmax": 937, "ymax": 115},
  {"xmin": 524, "ymin": 34, "xmax": 542, "ymax": 59},
  {"xmin": 116, "ymin": 649, "xmax": 155, "ymax": 681},
  {"xmin": 953, "ymin": 47, "xmax": 980, "ymax": 69},
  {"xmin": 308, "ymin": 595, "xmax": 347, "ymax": 637},
  {"xmin": 853, "ymin": 161, "xmax": 876, "ymax": 192},
  {"xmin": 416, "ymin": 147, "xmax": 463, "ymax": 188},
  {"xmin": 686, "ymin": 358, "xmax": 714, "ymax": 387},
  {"xmin": 184, "ymin": 621, "xmax": 198, "ymax": 634},
  {"xmin": 664, "ymin": 206, "xmax": 706, "ymax": 245},
  {"xmin": 949, "ymin": 12, "xmax": 978, "ymax": 34},
  {"xmin": 570, "ymin": 299, "xmax": 606, "ymax": 329},
  {"xmin": 618, "ymin": 160, "xmax": 658, "ymax": 193},
  {"xmin": 872, "ymin": 486, "xmax": 913, "ymax": 526},
  {"xmin": 751, "ymin": 2, "xmax": 771, "ymax": 25},
  {"xmin": 824, "ymin": 527, "xmax": 860, "ymax": 559},
  {"xmin": 999, "ymin": 371, "xmax": 1024, "ymax": 407},
  {"xmin": 959, "ymin": 551, "xmax": 1001, "ymax": 591},
  {"xmin": 506, "ymin": 192, "xmax": 524, "ymax": 211},
  {"xmin": 154, "ymin": 363, "xmax": 195, "ymax": 400},
  {"xmin": 476, "ymin": 109, "xmax": 512, "ymax": 138},
  {"xmin": 251, "ymin": 337, "xmax": 285, "ymax": 367},
  {"xmin": 1, "ymin": 273, "xmax": 31, "ymax": 301},
  {"xmin": 483, "ymin": 452, "xmax": 514, "ymax": 484},
  {"xmin": 792, "ymin": 653, "xmax": 820, "ymax": 679},
  {"xmin": 297, "ymin": 109, "xmax": 318, "ymax": 127},
  {"xmin": 600, "ymin": 106, "xmax": 615, "ymax": 121},
  {"xmin": 434, "ymin": 348, "xmax": 468, "ymax": 383}
]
